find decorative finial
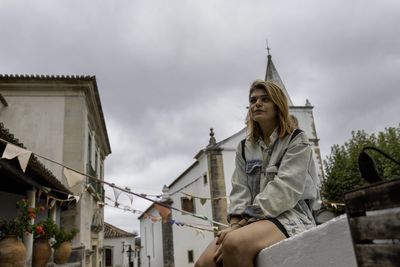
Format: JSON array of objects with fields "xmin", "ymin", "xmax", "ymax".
[
  {"xmin": 305, "ymin": 99, "xmax": 311, "ymax": 106},
  {"xmin": 266, "ymin": 39, "xmax": 271, "ymax": 56},
  {"xmin": 208, "ymin": 128, "xmax": 216, "ymax": 147},
  {"xmin": 161, "ymin": 185, "xmax": 171, "ymax": 201}
]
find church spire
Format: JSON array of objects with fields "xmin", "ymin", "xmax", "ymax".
[{"xmin": 264, "ymin": 43, "xmax": 294, "ymax": 106}]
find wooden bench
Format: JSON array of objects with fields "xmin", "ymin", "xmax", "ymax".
[{"xmin": 345, "ymin": 178, "xmax": 400, "ymax": 267}]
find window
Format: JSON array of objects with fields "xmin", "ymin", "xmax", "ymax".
[
  {"xmin": 203, "ymin": 173, "xmax": 208, "ymax": 185},
  {"xmin": 105, "ymin": 248, "xmax": 113, "ymax": 267},
  {"xmin": 95, "ymin": 149, "xmax": 98, "ymax": 175},
  {"xmin": 87, "ymin": 133, "xmax": 92, "ymax": 166},
  {"xmin": 188, "ymin": 250, "xmax": 194, "ymax": 263},
  {"xmin": 181, "ymin": 197, "xmax": 195, "ymax": 213}
]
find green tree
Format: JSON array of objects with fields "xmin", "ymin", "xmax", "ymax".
[{"xmin": 321, "ymin": 125, "xmax": 400, "ymax": 213}]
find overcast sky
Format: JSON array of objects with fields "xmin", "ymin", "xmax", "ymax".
[{"xmin": 0, "ymin": 0, "xmax": 399, "ymax": 233}]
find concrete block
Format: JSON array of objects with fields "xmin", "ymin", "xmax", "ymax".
[{"xmin": 256, "ymin": 215, "xmax": 357, "ymax": 267}]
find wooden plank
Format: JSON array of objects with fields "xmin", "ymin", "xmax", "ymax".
[
  {"xmin": 345, "ymin": 178, "xmax": 400, "ymax": 216},
  {"xmin": 349, "ymin": 211, "xmax": 400, "ymax": 241},
  {"xmin": 355, "ymin": 244, "xmax": 400, "ymax": 267}
]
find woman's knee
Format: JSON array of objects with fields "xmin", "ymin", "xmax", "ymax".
[
  {"xmin": 195, "ymin": 256, "xmax": 213, "ymax": 267},
  {"xmin": 222, "ymin": 232, "xmax": 245, "ymax": 254}
]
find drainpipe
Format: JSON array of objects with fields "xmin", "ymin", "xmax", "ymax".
[{"xmin": 25, "ymin": 189, "xmax": 36, "ymax": 267}]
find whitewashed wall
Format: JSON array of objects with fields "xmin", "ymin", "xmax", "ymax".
[
  {"xmin": 104, "ymin": 236, "xmax": 136, "ymax": 267},
  {"xmin": 0, "ymin": 94, "xmax": 66, "ymax": 178},
  {"xmin": 169, "ymin": 154, "xmax": 214, "ymax": 267},
  {"xmin": 140, "ymin": 208, "xmax": 164, "ymax": 267}
]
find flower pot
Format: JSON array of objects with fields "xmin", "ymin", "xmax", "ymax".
[
  {"xmin": 54, "ymin": 241, "xmax": 72, "ymax": 264},
  {"xmin": 32, "ymin": 238, "xmax": 51, "ymax": 267},
  {"xmin": 0, "ymin": 235, "xmax": 27, "ymax": 267}
]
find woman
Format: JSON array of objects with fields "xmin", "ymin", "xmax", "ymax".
[{"xmin": 196, "ymin": 80, "xmax": 320, "ymax": 267}]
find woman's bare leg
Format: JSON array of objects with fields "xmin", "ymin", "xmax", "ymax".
[
  {"xmin": 221, "ymin": 220, "xmax": 286, "ymax": 267},
  {"xmin": 195, "ymin": 238, "xmax": 222, "ymax": 267}
]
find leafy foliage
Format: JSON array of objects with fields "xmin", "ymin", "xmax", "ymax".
[
  {"xmin": 34, "ymin": 218, "xmax": 58, "ymax": 241},
  {"xmin": 321, "ymin": 126, "xmax": 400, "ymax": 213},
  {"xmin": 0, "ymin": 199, "xmax": 44, "ymax": 239},
  {"xmin": 53, "ymin": 227, "xmax": 78, "ymax": 249}
]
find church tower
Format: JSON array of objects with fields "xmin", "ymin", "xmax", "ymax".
[{"xmin": 265, "ymin": 50, "xmax": 324, "ymax": 179}]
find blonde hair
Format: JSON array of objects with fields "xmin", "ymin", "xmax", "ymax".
[{"xmin": 246, "ymin": 80, "xmax": 294, "ymax": 143}]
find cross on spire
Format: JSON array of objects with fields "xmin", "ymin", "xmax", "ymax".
[{"xmin": 266, "ymin": 40, "xmax": 271, "ymax": 56}]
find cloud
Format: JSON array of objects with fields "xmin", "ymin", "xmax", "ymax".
[{"xmin": 0, "ymin": 0, "xmax": 399, "ymax": 233}]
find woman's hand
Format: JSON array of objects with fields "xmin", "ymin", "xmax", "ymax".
[
  {"xmin": 213, "ymin": 218, "xmax": 248, "ymax": 263},
  {"xmin": 213, "ymin": 224, "xmax": 242, "ymax": 263}
]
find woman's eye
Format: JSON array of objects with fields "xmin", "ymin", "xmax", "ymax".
[
  {"xmin": 261, "ymin": 96, "xmax": 269, "ymax": 102},
  {"xmin": 250, "ymin": 98, "xmax": 256, "ymax": 104}
]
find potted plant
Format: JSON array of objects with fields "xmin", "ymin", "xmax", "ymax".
[
  {"xmin": 0, "ymin": 199, "xmax": 41, "ymax": 267},
  {"xmin": 53, "ymin": 227, "xmax": 78, "ymax": 264},
  {"xmin": 32, "ymin": 218, "xmax": 58, "ymax": 267}
]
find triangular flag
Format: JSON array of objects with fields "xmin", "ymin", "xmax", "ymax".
[
  {"xmin": 74, "ymin": 195, "xmax": 81, "ymax": 203},
  {"xmin": 2, "ymin": 143, "xmax": 32, "ymax": 172},
  {"xmin": 126, "ymin": 193, "xmax": 134, "ymax": 205},
  {"xmin": 63, "ymin": 167, "xmax": 85, "ymax": 188},
  {"xmin": 200, "ymin": 198, "xmax": 207, "ymax": 206},
  {"xmin": 48, "ymin": 199, "xmax": 56, "ymax": 209},
  {"xmin": 112, "ymin": 187, "xmax": 122, "ymax": 202},
  {"xmin": 195, "ymin": 229, "xmax": 205, "ymax": 238},
  {"xmin": 155, "ymin": 203, "xmax": 171, "ymax": 222},
  {"xmin": 41, "ymin": 186, "xmax": 51, "ymax": 194}
]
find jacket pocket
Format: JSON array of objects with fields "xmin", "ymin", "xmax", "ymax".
[{"xmin": 246, "ymin": 160, "xmax": 262, "ymax": 200}]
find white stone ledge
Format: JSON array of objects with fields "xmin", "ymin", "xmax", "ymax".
[{"xmin": 256, "ymin": 215, "xmax": 358, "ymax": 267}]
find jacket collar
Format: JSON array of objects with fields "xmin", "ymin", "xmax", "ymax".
[{"xmin": 257, "ymin": 128, "xmax": 279, "ymax": 149}]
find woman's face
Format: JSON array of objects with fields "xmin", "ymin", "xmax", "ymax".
[{"xmin": 249, "ymin": 88, "xmax": 277, "ymax": 127}]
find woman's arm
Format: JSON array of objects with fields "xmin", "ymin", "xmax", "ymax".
[
  {"xmin": 227, "ymin": 141, "xmax": 252, "ymax": 220},
  {"xmin": 251, "ymin": 133, "xmax": 314, "ymax": 217}
]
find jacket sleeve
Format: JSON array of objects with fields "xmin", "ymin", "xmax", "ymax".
[
  {"xmin": 227, "ymin": 141, "xmax": 252, "ymax": 221},
  {"xmin": 251, "ymin": 133, "xmax": 313, "ymax": 217}
]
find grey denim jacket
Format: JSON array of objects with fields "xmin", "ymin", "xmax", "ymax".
[{"xmin": 228, "ymin": 129, "xmax": 321, "ymax": 237}]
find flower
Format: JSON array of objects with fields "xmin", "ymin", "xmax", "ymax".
[
  {"xmin": 33, "ymin": 218, "xmax": 58, "ymax": 241},
  {"xmin": 0, "ymin": 199, "xmax": 36, "ymax": 239},
  {"xmin": 35, "ymin": 225, "xmax": 45, "ymax": 235}
]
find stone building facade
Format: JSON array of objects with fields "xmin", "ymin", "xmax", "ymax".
[{"xmin": 0, "ymin": 75, "xmax": 111, "ymax": 267}]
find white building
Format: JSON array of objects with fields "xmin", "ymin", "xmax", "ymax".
[
  {"xmin": 138, "ymin": 54, "xmax": 323, "ymax": 267},
  {"xmin": 104, "ymin": 222, "xmax": 140, "ymax": 267},
  {"xmin": 0, "ymin": 75, "xmax": 112, "ymax": 267}
]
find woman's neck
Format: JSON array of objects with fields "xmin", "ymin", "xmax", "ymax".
[{"xmin": 260, "ymin": 124, "xmax": 276, "ymax": 145}]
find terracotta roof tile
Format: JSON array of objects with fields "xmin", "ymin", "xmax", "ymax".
[{"xmin": 104, "ymin": 222, "xmax": 137, "ymax": 238}]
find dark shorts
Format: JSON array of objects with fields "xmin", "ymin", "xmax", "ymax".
[{"xmin": 265, "ymin": 218, "xmax": 290, "ymax": 238}]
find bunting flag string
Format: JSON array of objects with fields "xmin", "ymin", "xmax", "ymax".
[
  {"xmin": 168, "ymin": 175, "xmax": 203, "ymax": 196},
  {"xmin": 181, "ymin": 192, "xmax": 227, "ymax": 200},
  {"xmin": 1, "ymin": 143, "xmax": 32, "ymax": 172},
  {"xmin": 0, "ymin": 137, "xmax": 229, "ymax": 228},
  {"xmin": 167, "ymin": 219, "xmax": 217, "ymax": 233}
]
